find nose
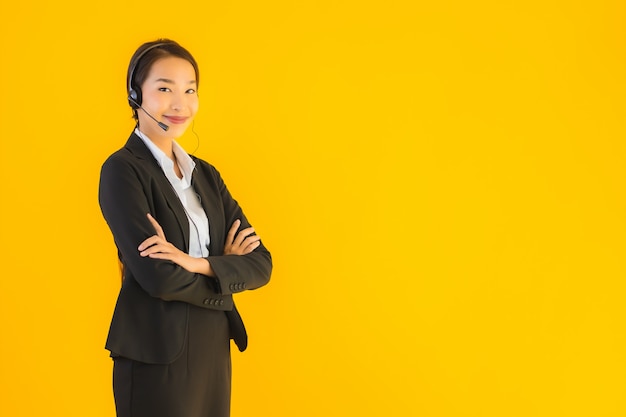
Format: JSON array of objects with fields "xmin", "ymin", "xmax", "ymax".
[{"xmin": 170, "ymin": 91, "xmax": 187, "ymax": 112}]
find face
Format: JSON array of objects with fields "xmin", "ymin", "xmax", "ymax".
[{"xmin": 137, "ymin": 56, "xmax": 199, "ymax": 140}]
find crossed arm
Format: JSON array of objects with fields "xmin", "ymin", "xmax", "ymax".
[{"xmin": 138, "ymin": 213, "xmax": 261, "ymax": 276}]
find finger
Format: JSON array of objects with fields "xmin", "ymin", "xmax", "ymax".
[
  {"xmin": 140, "ymin": 242, "xmax": 176, "ymax": 257},
  {"xmin": 244, "ymin": 235, "xmax": 261, "ymax": 243},
  {"xmin": 138, "ymin": 235, "xmax": 162, "ymax": 251},
  {"xmin": 148, "ymin": 253, "xmax": 171, "ymax": 260},
  {"xmin": 243, "ymin": 240, "xmax": 261, "ymax": 254},
  {"xmin": 139, "ymin": 243, "xmax": 166, "ymax": 257},
  {"xmin": 229, "ymin": 236, "xmax": 260, "ymax": 255},
  {"xmin": 240, "ymin": 235, "xmax": 261, "ymax": 248},
  {"xmin": 140, "ymin": 245, "xmax": 162, "ymax": 257},
  {"xmin": 233, "ymin": 227, "xmax": 255, "ymax": 246},
  {"xmin": 147, "ymin": 213, "xmax": 166, "ymax": 239},
  {"xmin": 239, "ymin": 226, "xmax": 256, "ymax": 238},
  {"xmin": 147, "ymin": 251, "xmax": 176, "ymax": 261},
  {"xmin": 226, "ymin": 219, "xmax": 241, "ymax": 244}
]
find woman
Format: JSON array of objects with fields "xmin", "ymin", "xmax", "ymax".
[{"xmin": 98, "ymin": 39, "xmax": 272, "ymax": 417}]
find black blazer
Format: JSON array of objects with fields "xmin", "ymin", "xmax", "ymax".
[{"xmin": 99, "ymin": 133, "xmax": 272, "ymax": 364}]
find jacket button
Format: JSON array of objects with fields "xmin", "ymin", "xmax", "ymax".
[
  {"xmin": 219, "ymin": 299, "xmax": 224, "ymax": 306},
  {"xmin": 203, "ymin": 298, "xmax": 210, "ymax": 305}
]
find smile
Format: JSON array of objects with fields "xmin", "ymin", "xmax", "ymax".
[{"xmin": 163, "ymin": 116, "xmax": 189, "ymax": 124}]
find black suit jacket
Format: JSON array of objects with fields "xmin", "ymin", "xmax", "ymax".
[{"xmin": 98, "ymin": 133, "xmax": 272, "ymax": 364}]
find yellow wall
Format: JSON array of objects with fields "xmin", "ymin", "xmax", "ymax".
[{"xmin": 1, "ymin": 1, "xmax": 625, "ymax": 416}]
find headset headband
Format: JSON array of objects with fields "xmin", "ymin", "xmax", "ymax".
[{"xmin": 127, "ymin": 42, "xmax": 169, "ymax": 108}]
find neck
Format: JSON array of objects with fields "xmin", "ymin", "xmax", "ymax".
[
  {"xmin": 152, "ymin": 137, "xmax": 175, "ymax": 160},
  {"xmin": 138, "ymin": 128, "xmax": 175, "ymax": 160}
]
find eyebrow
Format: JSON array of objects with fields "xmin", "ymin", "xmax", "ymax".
[{"xmin": 155, "ymin": 78, "xmax": 196, "ymax": 84}]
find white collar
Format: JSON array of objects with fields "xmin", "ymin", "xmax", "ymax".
[{"xmin": 135, "ymin": 128, "xmax": 196, "ymax": 186}]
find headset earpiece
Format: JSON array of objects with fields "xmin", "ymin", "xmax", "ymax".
[
  {"xmin": 128, "ymin": 88, "xmax": 140, "ymax": 109},
  {"xmin": 128, "ymin": 89, "xmax": 141, "ymax": 110},
  {"xmin": 127, "ymin": 42, "xmax": 169, "ymax": 110}
]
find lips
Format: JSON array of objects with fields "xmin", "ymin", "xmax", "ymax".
[{"xmin": 163, "ymin": 116, "xmax": 189, "ymax": 124}]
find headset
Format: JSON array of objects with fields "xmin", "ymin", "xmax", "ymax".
[
  {"xmin": 127, "ymin": 41, "xmax": 171, "ymax": 131},
  {"xmin": 127, "ymin": 41, "xmax": 171, "ymax": 110}
]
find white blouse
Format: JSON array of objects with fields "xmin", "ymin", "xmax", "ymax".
[{"xmin": 135, "ymin": 128, "xmax": 211, "ymax": 257}]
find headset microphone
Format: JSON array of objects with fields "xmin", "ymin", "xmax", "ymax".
[
  {"xmin": 128, "ymin": 97, "xmax": 169, "ymax": 131},
  {"xmin": 141, "ymin": 107, "xmax": 170, "ymax": 131}
]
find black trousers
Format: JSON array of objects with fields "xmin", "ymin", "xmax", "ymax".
[{"xmin": 113, "ymin": 307, "xmax": 231, "ymax": 417}]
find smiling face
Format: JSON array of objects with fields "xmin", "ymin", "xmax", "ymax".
[{"xmin": 137, "ymin": 56, "xmax": 199, "ymax": 141}]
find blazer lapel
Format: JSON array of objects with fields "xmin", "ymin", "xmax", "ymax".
[{"xmin": 124, "ymin": 133, "xmax": 190, "ymax": 251}]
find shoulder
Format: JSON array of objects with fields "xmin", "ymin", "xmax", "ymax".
[
  {"xmin": 101, "ymin": 134, "xmax": 154, "ymax": 173},
  {"xmin": 101, "ymin": 132, "xmax": 155, "ymax": 168},
  {"xmin": 103, "ymin": 146, "xmax": 133, "ymax": 164},
  {"xmin": 100, "ymin": 147, "xmax": 138, "ymax": 177},
  {"xmin": 100, "ymin": 143, "xmax": 155, "ymax": 186}
]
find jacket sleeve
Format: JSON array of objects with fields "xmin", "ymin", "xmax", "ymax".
[
  {"xmin": 99, "ymin": 153, "xmax": 233, "ymax": 310},
  {"xmin": 202, "ymin": 163, "xmax": 273, "ymax": 295}
]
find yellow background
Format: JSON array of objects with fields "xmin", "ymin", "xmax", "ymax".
[{"xmin": 1, "ymin": 0, "xmax": 625, "ymax": 416}]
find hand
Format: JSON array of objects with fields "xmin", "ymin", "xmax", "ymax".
[
  {"xmin": 138, "ymin": 213, "xmax": 198, "ymax": 272},
  {"xmin": 223, "ymin": 219, "xmax": 261, "ymax": 255}
]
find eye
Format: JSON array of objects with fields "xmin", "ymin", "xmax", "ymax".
[
  {"xmin": 158, "ymin": 87, "xmax": 171, "ymax": 92},
  {"xmin": 186, "ymin": 88, "xmax": 197, "ymax": 94}
]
